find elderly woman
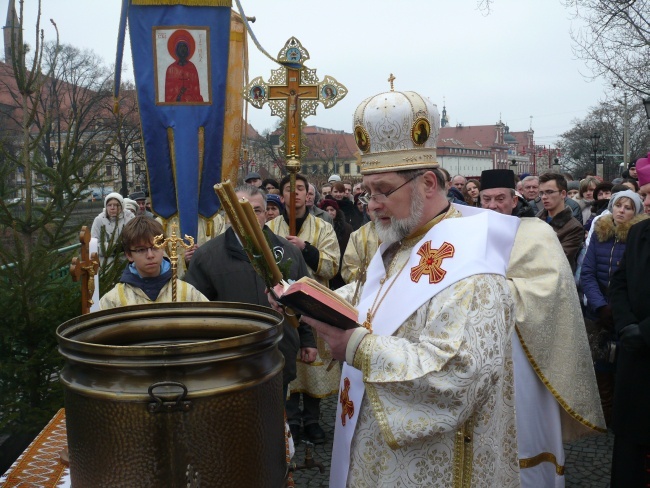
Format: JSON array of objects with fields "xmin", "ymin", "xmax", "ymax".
[
  {"xmin": 580, "ymin": 190, "xmax": 647, "ymax": 425},
  {"xmin": 91, "ymin": 192, "xmax": 135, "ymax": 268}
]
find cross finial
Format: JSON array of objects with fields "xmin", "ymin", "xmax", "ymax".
[
  {"xmin": 153, "ymin": 223, "xmax": 194, "ymax": 301},
  {"xmin": 388, "ymin": 73, "xmax": 395, "ymax": 91}
]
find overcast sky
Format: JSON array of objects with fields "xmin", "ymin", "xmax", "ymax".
[{"xmin": 12, "ymin": 0, "xmax": 609, "ymax": 146}]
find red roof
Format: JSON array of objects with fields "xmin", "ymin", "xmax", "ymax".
[{"xmin": 438, "ymin": 125, "xmax": 507, "ymax": 150}]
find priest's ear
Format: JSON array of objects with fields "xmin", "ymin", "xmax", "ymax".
[{"xmin": 422, "ymin": 169, "xmax": 444, "ymax": 196}]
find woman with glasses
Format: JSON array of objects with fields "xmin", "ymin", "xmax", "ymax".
[
  {"xmin": 580, "ymin": 190, "xmax": 647, "ymax": 426},
  {"xmin": 91, "ymin": 192, "xmax": 135, "ymax": 269}
]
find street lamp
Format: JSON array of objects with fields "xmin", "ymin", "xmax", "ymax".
[
  {"xmin": 552, "ymin": 158, "xmax": 561, "ymax": 173},
  {"xmin": 590, "ymin": 132, "xmax": 601, "ymax": 176},
  {"xmin": 509, "ymin": 159, "xmax": 518, "ymax": 174},
  {"xmin": 643, "ymin": 97, "xmax": 650, "ymax": 129}
]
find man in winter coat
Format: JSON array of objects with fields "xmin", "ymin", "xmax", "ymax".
[
  {"xmin": 536, "ymin": 173, "xmax": 584, "ymax": 273},
  {"xmin": 184, "ymin": 185, "xmax": 317, "ymax": 401}
]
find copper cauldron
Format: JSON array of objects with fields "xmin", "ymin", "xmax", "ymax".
[{"xmin": 56, "ymin": 302, "xmax": 285, "ymax": 487}]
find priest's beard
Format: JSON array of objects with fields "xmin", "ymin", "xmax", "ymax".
[{"xmin": 372, "ymin": 186, "xmax": 424, "ymax": 245}]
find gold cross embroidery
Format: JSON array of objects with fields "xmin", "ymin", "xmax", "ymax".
[{"xmin": 410, "ymin": 241, "xmax": 455, "ymax": 284}]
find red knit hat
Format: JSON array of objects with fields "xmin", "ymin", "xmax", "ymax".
[
  {"xmin": 318, "ymin": 198, "xmax": 339, "ymax": 211},
  {"xmin": 637, "ymin": 153, "xmax": 650, "ymax": 187}
]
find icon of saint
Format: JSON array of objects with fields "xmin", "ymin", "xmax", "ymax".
[{"xmin": 165, "ymin": 30, "xmax": 204, "ymax": 103}]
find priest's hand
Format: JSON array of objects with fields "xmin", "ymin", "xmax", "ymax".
[
  {"xmin": 300, "ymin": 347, "xmax": 317, "ymax": 363},
  {"xmin": 285, "ymin": 235, "xmax": 306, "ymax": 250},
  {"xmin": 301, "ymin": 316, "xmax": 355, "ymax": 362}
]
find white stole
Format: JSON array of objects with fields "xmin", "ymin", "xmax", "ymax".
[{"xmin": 330, "ymin": 205, "xmax": 520, "ymax": 488}]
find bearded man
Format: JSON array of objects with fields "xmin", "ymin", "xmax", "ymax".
[{"xmin": 273, "ymin": 88, "xmax": 522, "ymax": 487}]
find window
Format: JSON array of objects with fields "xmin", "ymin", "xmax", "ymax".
[
  {"xmin": 344, "ymin": 163, "xmax": 350, "ymax": 174},
  {"xmin": 105, "ymin": 165, "xmax": 113, "ymax": 177}
]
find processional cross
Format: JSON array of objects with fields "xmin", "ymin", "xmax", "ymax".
[
  {"xmin": 70, "ymin": 226, "xmax": 99, "ymax": 315},
  {"xmin": 153, "ymin": 223, "xmax": 194, "ymax": 302},
  {"xmin": 244, "ymin": 37, "xmax": 346, "ymax": 233}
]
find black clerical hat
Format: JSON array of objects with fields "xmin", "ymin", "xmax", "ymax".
[{"xmin": 480, "ymin": 169, "xmax": 515, "ymax": 190}]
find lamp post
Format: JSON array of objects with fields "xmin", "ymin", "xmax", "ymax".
[
  {"xmin": 643, "ymin": 97, "xmax": 650, "ymax": 129},
  {"xmin": 552, "ymin": 158, "xmax": 561, "ymax": 173},
  {"xmin": 590, "ymin": 132, "xmax": 601, "ymax": 176}
]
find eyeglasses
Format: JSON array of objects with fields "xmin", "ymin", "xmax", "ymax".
[
  {"xmin": 538, "ymin": 190, "xmax": 561, "ymax": 197},
  {"xmin": 129, "ymin": 246, "xmax": 161, "ymax": 255},
  {"xmin": 359, "ymin": 174, "xmax": 421, "ymax": 205}
]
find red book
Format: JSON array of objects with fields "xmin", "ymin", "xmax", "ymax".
[{"xmin": 274, "ymin": 277, "xmax": 359, "ymax": 330}]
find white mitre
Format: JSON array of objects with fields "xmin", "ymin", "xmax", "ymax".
[{"xmin": 352, "ymin": 87, "xmax": 441, "ymax": 174}]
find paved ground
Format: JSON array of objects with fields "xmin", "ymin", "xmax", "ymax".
[{"xmin": 290, "ymin": 395, "xmax": 614, "ymax": 487}]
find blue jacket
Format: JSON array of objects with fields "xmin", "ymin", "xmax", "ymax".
[{"xmin": 580, "ymin": 214, "xmax": 648, "ymax": 316}]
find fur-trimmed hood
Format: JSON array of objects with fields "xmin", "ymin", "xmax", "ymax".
[{"xmin": 594, "ymin": 213, "xmax": 649, "ymax": 243}]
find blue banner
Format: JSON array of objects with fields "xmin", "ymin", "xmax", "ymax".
[{"xmin": 126, "ymin": 0, "xmax": 231, "ymax": 240}]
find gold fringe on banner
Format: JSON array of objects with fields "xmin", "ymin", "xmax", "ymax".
[{"xmin": 132, "ymin": 0, "xmax": 232, "ymax": 6}]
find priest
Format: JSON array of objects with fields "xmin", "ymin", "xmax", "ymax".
[
  {"xmin": 480, "ymin": 169, "xmax": 605, "ymax": 487},
  {"xmin": 275, "ymin": 87, "xmax": 523, "ymax": 487}
]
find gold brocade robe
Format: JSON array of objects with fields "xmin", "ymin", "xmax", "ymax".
[
  {"xmin": 267, "ymin": 212, "xmax": 341, "ymax": 397},
  {"xmin": 507, "ymin": 218, "xmax": 606, "ymax": 439},
  {"xmin": 336, "ymin": 234, "xmax": 520, "ymax": 487},
  {"xmin": 341, "ymin": 221, "xmax": 380, "ymax": 285},
  {"xmin": 266, "ymin": 213, "xmax": 340, "ymax": 286},
  {"xmin": 99, "ymin": 280, "xmax": 208, "ymax": 309}
]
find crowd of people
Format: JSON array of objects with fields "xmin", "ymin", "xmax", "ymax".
[{"xmin": 90, "ymin": 90, "xmax": 650, "ymax": 486}]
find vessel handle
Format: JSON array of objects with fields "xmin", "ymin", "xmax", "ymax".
[{"xmin": 147, "ymin": 381, "xmax": 192, "ymax": 413}]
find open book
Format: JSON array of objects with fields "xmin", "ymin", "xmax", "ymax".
[{"xmin": 273, "ymin": 277, "xmax": 359, "ymax": 330}]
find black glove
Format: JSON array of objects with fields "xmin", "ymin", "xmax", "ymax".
[
  {"xmin": 597, "ymin": 305, "xmax": 614, "ymax": 331},
  {"xmin": 619, "ymin": 324, "xmax": 646, "ymax": 353}
]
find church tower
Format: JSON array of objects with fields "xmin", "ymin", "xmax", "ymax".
[
  {"xmin": 441, "ymin": 99, "xmax": 448, "ymax": 128},
  {"xmin": 3, "ymin": 0, "xmax": 19, "ymax": 64}
]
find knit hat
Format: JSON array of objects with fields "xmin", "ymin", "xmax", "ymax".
[
  {"xmin": 328, "ymin": 174, "xmax": 341, "ymax": 182},
  {"xmin": 318, "ymin": 198, "xmax": 339, "ymax": 211},
  {"xmin": 123, "ymin": 198, "xmax": 138, "ymax": 214},
  {"xmin": 104, "ymin": 192, "xmax": 124, "ymax": 209},
  {"xmin": 567, "ymin": 181, "xmax": 580, "ymax": 191},
  {"xmin": 608, "ymin": 189, "xmax": 643, "ymax": 215},
  {"xmin": 266, "ymin": 193, "xmax": 284, "ymax": 212},
  {"xmin": 636, "ymin": 153, "xmax": 650, "ymax": 187}
]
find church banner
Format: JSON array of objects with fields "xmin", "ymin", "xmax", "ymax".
[{"xmin": 119, "ymin": 0, "xmax": 232, "ymax": 240}]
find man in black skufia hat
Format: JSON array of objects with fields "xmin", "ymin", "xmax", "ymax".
[
  {"xmin": 479, "ymin": 169, "xmax": 535, "ymax": 217},
  {"xmin": 479, "ymin": 168, "xmax": 606, "ymax": 487}
]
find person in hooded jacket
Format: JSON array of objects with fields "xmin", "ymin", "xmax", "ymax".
[
  {"xmin": 91, "ymin": 192, "xmax": 135, "ymax": 268},
  {"xmin": 580, "ymin": 190, "xmax": 647, "ymax": 426}
]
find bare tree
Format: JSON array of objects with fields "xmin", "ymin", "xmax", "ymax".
[
  {"xmin": 565, "ymin": 0, "xmax": 650, "ymax": 96},
  {"xmin": 103, "ymin": 82, "xmax": 144, "ymax": 196},
  {"xmin": 0, "ymin": 0, "xmax": 113, "ymax": 442},
  {"xmin": 557, "ymin": 99, "xmax": 650, "ymax": 179}
]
